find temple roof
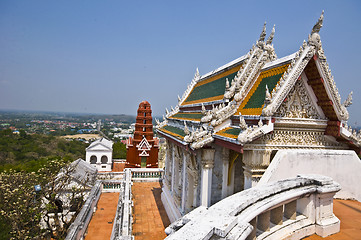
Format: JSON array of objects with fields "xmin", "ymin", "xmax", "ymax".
[{"xmin": 157, "ymin": 12, "xmax": 360, "ymax": 152}]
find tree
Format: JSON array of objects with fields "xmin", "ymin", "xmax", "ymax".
[
  {"xmin": 0, "ymin": 158, "xmax": 94, "ymax": 239},
  {"xmin": 113, "ymin": 141, "xmax": 127, "ymax": 159}
]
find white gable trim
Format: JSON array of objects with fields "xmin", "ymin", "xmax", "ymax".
[
  {"xmin": 136, "ymin": 137, "xmax": 152, "ymax": 157},
  {"xmin": 86, "ymin": 142, "xmax": 112, "ymax": 151}
]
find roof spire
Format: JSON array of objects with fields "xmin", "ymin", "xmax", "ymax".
[
  {"xmin": 259, "ymin": 22, "xmax": 267, "ymax": 42},
  {"xmin": 311, "ymin": 10, "xmax": 324, "ymax": 35},
  {"xmin": 194, "ymin": 67, "xmax": 200, "ymax": 80},
  {"xmin": 266, "ymin": 24, "xmax": 275, "ymax": 45},
  {"xmin": 343, "ymin": 91, "xmax": 353, "ymax": 108}
]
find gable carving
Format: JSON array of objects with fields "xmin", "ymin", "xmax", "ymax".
[
  {"xmin": 275, "ymin": 79, "xmax": 324, "ymax": 119},
  {"xmin": 248, "ymin": 130, "xmax": 346, "ymax": 149}
]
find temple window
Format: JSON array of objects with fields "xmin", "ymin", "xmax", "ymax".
[
  {"xmin": 101, "ymin": 155, "xmax": 108, "ymax": 164},
  {"xmin": 90, "ymin": 155, "xmax": 97, "ymax": 164}
]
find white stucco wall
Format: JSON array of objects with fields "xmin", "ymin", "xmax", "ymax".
[
  {"xmin": 258, "ymin": 149, "xmax": 361, "ymax": 201},
  {"xmin": 85, "ymin": 150, "xmax": 112, "ymax": 171}
]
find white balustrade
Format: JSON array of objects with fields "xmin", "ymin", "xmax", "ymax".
[
  {"xmin": 129, "ymin": 168, "xmax": 164, "ymax": 182},
  {"xmin": 165, "ymin": 174, "xmax": 341, "ymax": 240}
]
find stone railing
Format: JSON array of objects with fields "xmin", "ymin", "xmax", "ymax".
[
  {"xmin": 65, "ymin": 181, "xmax": 102, "ymax": 240},
  {"xmin": 110, "ymin": 169, "xmax": 133, "ymax": 240},
  {"xmin": 165, "ymin": 175, "xmax": 341, "ymax": 240},
  {"xmin": 129, "ymin": 168, "xmax": 164, "ymax": 182},
  {"xmin": 97, "ymin": 171, "xmax": 125, "ymax": 181},
  {"xmin": 102, "ymin": 180, "xmax": 124, "ymax": 192}
]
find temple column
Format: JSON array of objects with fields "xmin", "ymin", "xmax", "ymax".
[
  {"xmin": 200, "ymin": 148, "xmax": 215, "ymax": 207},
  {"xmin": 221, "ymin": 148, "xmax": 229, "ymax": 199},
  {"xmin": 164, "ymin": 140, "xmax": 172, "ymax": 187},
  {"xmin": 171, "ymin": 143, "xmax": 175, "ymax": 193},
  {"xmin": 242, "ymin": 149, "xmax": 271, "ymax": 189},
  {"xmin": 181, "ymin": 153, "xmax": 187, "ymax": 213},
  {"xmin": 228, "ymin": 166, "xmax": 235, "ymax": 196}
]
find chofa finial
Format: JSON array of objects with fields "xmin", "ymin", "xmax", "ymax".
[
  {"xmin": 266, "ymin": 24, "xmax": 275, "ymax": 45},
  {"xmin": 343, "ymin": 91, "xmax": 353, "ymax": 108},
  {"xmin": 311, "ymin": 10, "xmax": 324, "ymax": 35},
  {"xmin": 259, "ymin": 22, "xmax": 267, "ymax": 42}
]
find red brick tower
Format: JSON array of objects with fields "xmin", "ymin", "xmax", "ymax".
[{"xmin": 126, "ymin": 101, "xmax": 159, "ymax": 168}]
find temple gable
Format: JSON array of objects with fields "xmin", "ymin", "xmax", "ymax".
[{"xmin": 274, "ymin": 77, "xmax": 325, "ymax": 120}]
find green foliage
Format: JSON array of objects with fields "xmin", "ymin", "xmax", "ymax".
[
  {"xmin": 0, "ymin": 158, "xmax": 88, "ymax": 239},
  {"xmin": 113, "ymin": 141, "xmax": 127, "ymax": 159},
  {"xmin": 0, "ymin": 129, "xmax": 87, "ymax": 172},
  {"xmin": 0, "ymin": 215, "xmax": 11, "ymax": 240}
]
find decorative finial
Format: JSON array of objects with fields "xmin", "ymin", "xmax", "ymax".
[
  {"xmin": 266, "ymin": 24, "xmax": 275, "ymax": 45},
  {"xmin": 184, "ymin": 121, "xmax": 190, "ymax": 135},
  {"xmin": 311, "ymin": 10, "xmax": 324, "ymax": 35},
  {"xmin": 194, "ymin": 67, "xmax": 200, "ymax": 80},
  {"xmin": 201, "ymin": 103, "xmax": 206, "ymax": 115},
  {"xmin": 178, "ymin": 95, "xmax": 181, "ymax": 102},
  {"xmin": 225, "ymin": 78, "xmax": 230, "ymax": 89},
  {"xmin": 265, "ymin": 84, "xmax": 271, "ymax": 103},
  {"xmin": 259, "ymin": 22, "xmax": 267, "ymax": 42},
  {"xmin": 239, "ymin": 115, "xmax": 247, "ymax": 130},
  {"xmin": 343, "ymin": 91, "xmax": 353, "ymax": 108}
]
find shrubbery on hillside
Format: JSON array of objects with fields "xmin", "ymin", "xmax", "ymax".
[{"xmin": 0, "ymin": 129, "xmax": 87, "ymax": 172}]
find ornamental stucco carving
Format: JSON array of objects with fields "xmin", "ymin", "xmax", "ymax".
[
  {"xmin": 155, "ymin": 115, "xmax": 168, "ymax": 129},
  {"xmin": 252, "ymin": 130, "xmax": 343, "ymax": 148},
  {"xmin": 262, "ymin": 41, "xmax": 315, "ymax": 117},
  {"xmin": 275, "ymin": 80, "xmax": 323, "ymax": 119},
  {"xmin": 224, "ymin": 23, "xmax": 276, "ymax": 104},
  {"xmin": 208, "ymin": 102, "xmax": 237, "ymax": 127},
  {"xmin": 185, "ymin": 153, "xmax": 199, "ymax": 186},
  {"xmin": 238, "ymin": 125, "xmax": 264, "ymax": 144},
  {"xmin": 342, "ymin": 92, "xmax": 353, "ymax": 108},
  {"xmin": 183, "ymin": 124, "xmax": 214, "ymax": 150},
  {"xmin": 177, "ymin": 68, "xmax": 201, "ymax": 106}
]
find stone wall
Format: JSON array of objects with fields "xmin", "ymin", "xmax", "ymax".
[{"xmin": 258, "ymin": 149, "xmax": 361, "ymax": 201}]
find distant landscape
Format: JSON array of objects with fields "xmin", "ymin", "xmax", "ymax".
[
  {"xmin": 0, "ymin": 110, "xmax": 139, "ymax": 172},
  {"xmin": 0, "ymin": 110, "xmax": 140, "ymax": 239}
]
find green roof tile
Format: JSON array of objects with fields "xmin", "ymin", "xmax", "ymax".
[
  {"xmin": 184, "ymin": 71, "xmax": 238, "ymax": 103},
  {"xmin": 170, "ymin": 112, "xmax": 203, "ymax": 121},
  {"xmin": 243, "ymin": 73, "xmax": 283, "ymax": 109}
]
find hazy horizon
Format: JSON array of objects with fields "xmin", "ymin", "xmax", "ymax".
[{"xmin": 1, "ymin": 1, "xmax": 361, "ymax": 125}]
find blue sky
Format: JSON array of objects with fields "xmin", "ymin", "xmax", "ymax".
[{"xmin": 0, "ymin": 1, "xmax": 360, "ymax": 125}]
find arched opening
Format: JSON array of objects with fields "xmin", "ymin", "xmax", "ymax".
[
  {"xmin": 90, "ymin": 155, "xmax": 97, "ymax": 164},
  {"xmin": 101, "ymin": 155, "xmax": 108, "ymax": 164}
]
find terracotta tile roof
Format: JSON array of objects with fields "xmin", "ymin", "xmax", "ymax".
[{"xmin": 112, "ymin": 162, "xmax": 125, "ymax": 172}]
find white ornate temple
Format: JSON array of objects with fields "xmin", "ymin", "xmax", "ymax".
[{"xmin": 156, "ymin": 12, "xmax": 361, "ymax": 223}]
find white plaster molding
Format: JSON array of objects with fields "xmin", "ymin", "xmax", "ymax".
[
  {"xmin": 165, "ymin": 175, "xmax": 341, "ymax": 239},
  {"xmin": 237, "ymin": 120, "xmax": 274, "ymax": 145},
  {"xmin": 262, "ymin": 44, "xmax": 313, "ymax": 117}
]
